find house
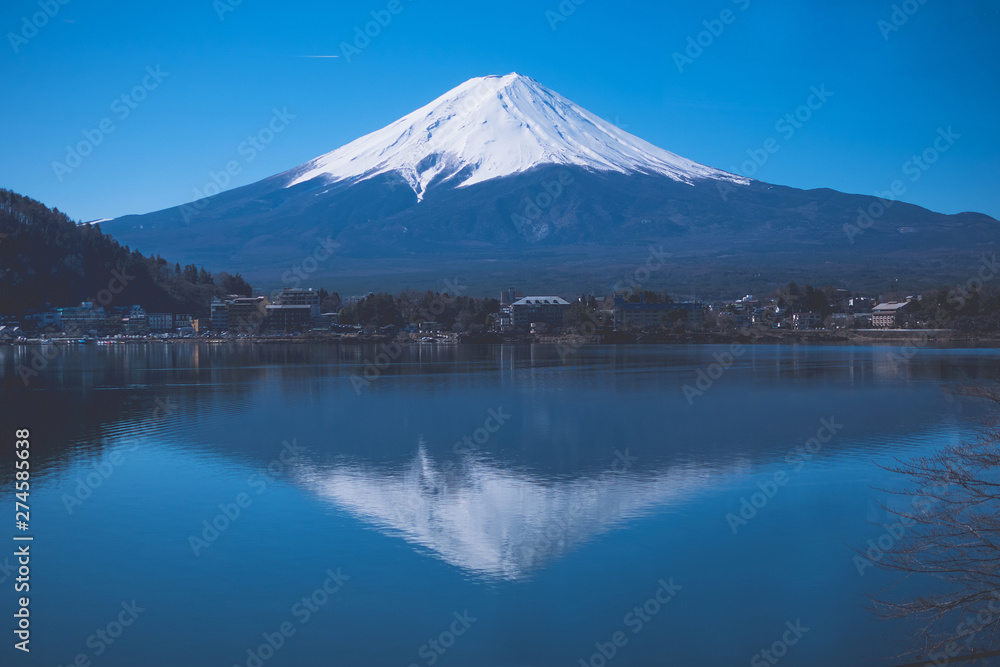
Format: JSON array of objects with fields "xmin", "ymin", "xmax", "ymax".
[
  {"xmin": 612, "ymin": 294, "xmax": 705, "ymax": 330},
  {"xmin": 509, "ymin": 296, "xmax": 571, "ymax": 330},
  {"xmin": 872, "ymin": 301, "xmax": 914, "ymax": 328}
]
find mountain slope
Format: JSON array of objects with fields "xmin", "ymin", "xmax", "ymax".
[
  {"xmin": 100, "ymin": 74, "xmax": 999, "ymax": 295},
  {"xmin": 282, "ymin": 73, "xmax": 746, "ymax": 200},
  {"xmin": 0, "ymin": 189, "xmax": 241, "ymax": 315}
]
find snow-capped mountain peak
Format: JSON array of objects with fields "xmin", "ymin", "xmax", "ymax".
[{"xmin": 284, "ymin": 73, "xmax": 745, "ymax": 200}]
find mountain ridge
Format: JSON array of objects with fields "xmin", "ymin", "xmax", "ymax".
[
  {"xmin": 99, "ymin": 73, "xmax": 999, "ymax": 295},
  {"xmin": 279, "ymin": 73, "xmax": 747, "ymax": 201}
]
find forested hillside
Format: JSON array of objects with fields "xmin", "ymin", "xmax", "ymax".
[{"xmin": 0, "ymin": 189, "xmax": 250, "ymax": 316}]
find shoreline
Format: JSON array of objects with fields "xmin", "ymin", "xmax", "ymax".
[{"xmin": 4, "ymin": 328, "xmax": 1000, "ymax": 348}]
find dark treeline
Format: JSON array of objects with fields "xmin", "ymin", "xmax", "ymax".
[
  {"xmin": 0, "ymin": 190, "xmax": 251, "ymax": 317},
  {"xmin": 338, "ymin": 291, "xmax": 500, "ymax": 331}
]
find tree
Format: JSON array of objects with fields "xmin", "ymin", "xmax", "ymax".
[
  {"xmin": 869, "ymin": 387, "xmax": 1000, "ymax": 661},
  {"xmin": 216, "ymin": 272, "xmax": 252, "ymax": 297},
  {"xmin": 321, "ymin": 290, "xmax": 342, "ymax": 314},
  {"xmin": 626, "ymin": 290, "xmax": 669, "ymax": 304}
]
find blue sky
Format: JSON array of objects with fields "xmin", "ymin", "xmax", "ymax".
[{"xmin": 1, "ymin": 0, "xmax": 998, "ymax": 221}]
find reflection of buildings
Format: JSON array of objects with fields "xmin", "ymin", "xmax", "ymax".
[{"xmin": 297, "ymin": 447, "xmax": 721, "ymax": 581}]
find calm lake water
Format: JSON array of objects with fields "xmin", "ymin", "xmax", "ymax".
[{"xmin": 1, "ymin": 343, "xmax": 998, "ymax": 666}]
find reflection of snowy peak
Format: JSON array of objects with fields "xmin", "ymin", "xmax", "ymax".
[
  {"xmin": 284, "ymin": 73, "xmax": 744, "ymax": 200},
  {"xmin": 298, "ymin": 447, "xmax": 724, "ymax": 580}
]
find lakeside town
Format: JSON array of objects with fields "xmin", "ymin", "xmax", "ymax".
[{"xmin": 1, "ymin": 280, "xmax": 995, "ymax": 346}]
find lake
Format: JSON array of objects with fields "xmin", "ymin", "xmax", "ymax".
[{"xmin": 1, "ymin": 343, "xmax": 997, "ymax": 666}]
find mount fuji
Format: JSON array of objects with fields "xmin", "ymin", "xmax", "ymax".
[
  {"xmin": 282, "ymin": 73, "xmax": 747, "ymax": 200},
  {"xmin": 102, "ymin": 73, "xmax": 997, "ymax": 295}
]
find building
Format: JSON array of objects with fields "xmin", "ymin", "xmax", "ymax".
[
  {"xmin": 148, "ymin": 313, "xmax": 174, "ymax": 332},
  {"xmin": 419, "ymin": 321, "xmax": 444, "ymax": 333},
  {"xmin": 265, "ymin": 304, "xmax": 312, "ymax": 333},
  {"xmin": 228, "ymin": 296, "xmax": 268, "ymax": 333},
  {"xmin": 310, "ymin": 312, "xmax": 340, "ymax": 331},
  {"xmin": 58, "ymin": 303, "xmax": 107, "ymax": 334},
  {"xmin": 273, "ymin": 288, "xmax": 321, "ymax": 318},
  {"xmin": 500, "ymin": 287, "xmax": 524, "ymax": 306},
  {"xmin": 848, "ymin": 297, "xmax": 874, "ymax": 312},
  {"xmin": 210, "ymin": 297, "xmax": 231, "ymax": 332},
  {"xmin": 612, "ymin": 294, "xmax": 705, "ymax": 330},
  {"xmin": 509, "ymin": 296, "xmax": 571, "ymax": 330},
  {"xmin": 174, "ymin": 314, "xmax": 193, "ymax": 329},
  {"xmin": 872, "ymin": 301, "xmax": 913, "ymax": 328},
  {"xmin": 123, "ymin": 305, "xmax": 149, "ymax": 333},
  {"xmin": 791, "ymin": 312, "xmax": 822, "ymax": 330}
]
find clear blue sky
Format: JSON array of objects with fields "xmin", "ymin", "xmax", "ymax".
[{"xmin": 1, "ymin": 0, "xmax": 998, "ymax": 222}]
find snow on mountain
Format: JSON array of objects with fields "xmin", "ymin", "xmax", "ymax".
[{"xmin": 284, "ymin": 73, "xmax": 746, "ymax": 200}]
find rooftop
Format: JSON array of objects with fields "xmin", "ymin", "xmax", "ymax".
[{"xmin": 511, "ymin": 296, "xmax": 570, "ymax": 306}]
